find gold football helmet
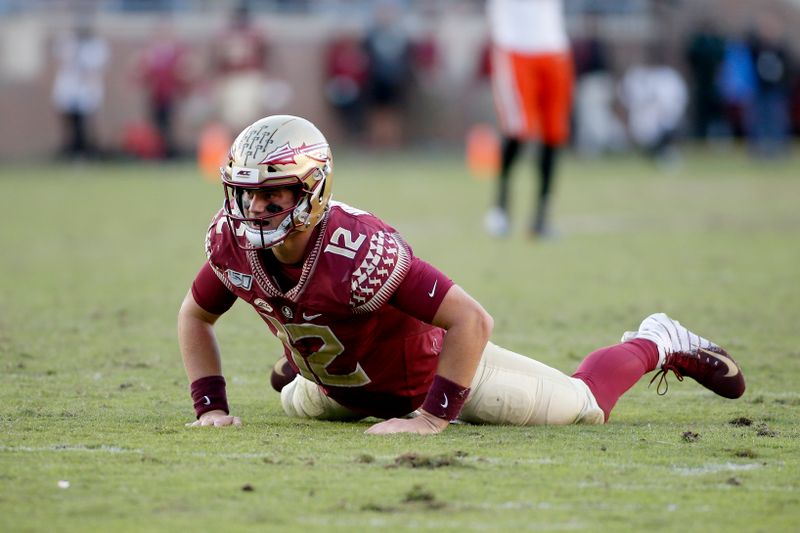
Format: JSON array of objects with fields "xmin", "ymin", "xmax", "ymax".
[{"xmin": 221, "ymin": 115, "xmax": 333, "ymax": 248}]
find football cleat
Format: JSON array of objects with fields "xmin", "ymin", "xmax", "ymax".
[
  {"xmin": 484, "ymin": 207, "xmax": 510, "ymax": 237},
  {"xmin": 270, "ymin": 355, "xmax": 298, "ymax": 393},
  {"xmin": 621, "ymin": 313, "xmax": 745, "ymax": 398}
]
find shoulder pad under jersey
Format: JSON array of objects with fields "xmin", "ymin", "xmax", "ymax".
[
  {"xmin": 348, "ymin": 229, "xmax": 412, "ymax": 314},
  {"xmin": 204, "ymin": 208, "xmax": 238, "ymax": 292}
]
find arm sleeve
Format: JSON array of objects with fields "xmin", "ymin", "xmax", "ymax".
[
  {"xmin": 389, "ymin": 257, "xmax": 454, "ymax": 324},
  {"xmin": 190, "ymin": 262, "xmax": 237, "ymax": 315}
]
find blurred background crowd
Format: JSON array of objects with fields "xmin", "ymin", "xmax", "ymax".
[{"xmin": 0, "ymin": 0, "xmax": 798, "ymax": 163}]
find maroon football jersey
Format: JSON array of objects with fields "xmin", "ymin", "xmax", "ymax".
[{"xmin": 202, "ymin": 201, "xmax": 451, "ymax": 418}]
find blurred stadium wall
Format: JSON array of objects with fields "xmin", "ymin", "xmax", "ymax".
[{"xmin": 1, "ymin": 0, "xmax": 799, "ymax": 160}]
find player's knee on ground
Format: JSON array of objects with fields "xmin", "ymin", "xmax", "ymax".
[
  {"xmin": 460, "ymin": 342, "xmax": 604, "ymax": 426},
  {"xmin": 270, "ymin": 355, "xmax": 298, "ymax": 392},
  {"xmin": 280, "ymin": 375, "xmax": 362, "ymax": 421}
]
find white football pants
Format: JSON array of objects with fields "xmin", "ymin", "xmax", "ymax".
[{"xmin": 280, "ymin": 341, "xmax": 604, "ymax": 426}]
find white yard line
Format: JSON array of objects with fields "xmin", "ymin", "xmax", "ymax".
[{"xmin": 672, "ymin": 462, "xmax": 764, "ymax": 475}]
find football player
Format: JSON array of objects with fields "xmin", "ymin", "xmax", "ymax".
[
  {"xmin": 484, "ymin": 0, "xmax": 573, "ymax": 238},
  {"xmin": 178, "ymin": 115, "xmax": 745, "ymax": 434}
]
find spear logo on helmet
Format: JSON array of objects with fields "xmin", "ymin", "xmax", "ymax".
[{"xmin": 259, "ymin": 142, "xmax": 329, "ymax": 166}]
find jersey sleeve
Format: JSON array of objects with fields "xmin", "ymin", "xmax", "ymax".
[
  {"xmin": 389, "ymin": 257, "xmax": 454, "ymax": 323},
  {"xmin": 348, "ymin": 230, "xmax": 413, "ymax": 314},
  {"xmin": 191, "ymin": 261, "xmax": 237, "ymax": 315}
]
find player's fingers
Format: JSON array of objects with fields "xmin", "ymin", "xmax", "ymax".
[
  {"xmin": 364, "ymin": 418, "xmax": 403, "ymax": 434},
  {"xmin": 212, "ymin": 416, "xmax": 242, "ymax": 427}
]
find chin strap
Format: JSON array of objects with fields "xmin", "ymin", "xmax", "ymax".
[{"xmin": 252, "ymin": 217, "xmax": 293, "ymax": 248}]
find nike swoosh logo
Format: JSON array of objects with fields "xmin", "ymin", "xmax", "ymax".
[
  {"xmin": 699, "ymin": 347, "xmax": 739, "ymax": 377},
  {"xmin": 303, "ymin": 313, "xmax": 322, "ymax": 321},
  {"xmin": 440, "ymin": 393, "xmax": 448, "ymax": 408},
  {"xmin": 428, "ymin": 280, "xmax": 438, "ymax": 298},
  {"xmin": 202, "ymin": 395, "xmax": 211, "ymax": 406}
]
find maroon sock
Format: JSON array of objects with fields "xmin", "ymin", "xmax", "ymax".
[{"xmin": 571, "ymin": 338, "xmax": 659, "ymax": 422}]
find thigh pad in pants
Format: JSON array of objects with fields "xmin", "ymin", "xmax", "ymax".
[
  {"xmin": 460, "ymin": 342, "xmax": 604, "ymax": 426},
  {"xmin": 280, "ymin": 375, "xmax": 362, "ymax": 421}
]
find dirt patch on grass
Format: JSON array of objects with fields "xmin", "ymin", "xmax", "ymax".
[
  {"xmin": 682, "ymin": 431, "xmax": 701, "ymax": 443},
  {"xmin": 756, "ymin": 424, "xmax": 778, "ymax": 437},
  {"xmin": 732, "ymin": 449, "xmax": 758, "ymax": 458},
  {"xmin": 360, "ymin": 484, "xmax": 446, "ymax": 513},
  {"xmin": 403, "ymin": 484, "xmax": 446, "ymax": 510},
  {"xmin": 389, "ymin": 452, "xmax": 465, "ymax": 469}
]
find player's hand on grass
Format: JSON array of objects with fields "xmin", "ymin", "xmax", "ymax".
[
  {"xmin": 186, "ymin": 409, "xmax": 242, "ymax": 427},
  {"xmin": 364, "ymin": 409, "xmax": 448, "ymax": 435}
]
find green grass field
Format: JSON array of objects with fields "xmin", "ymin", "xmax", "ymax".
[{"xmin": 1, "ymin": 148, "xmax": 799, "ymax": 532}]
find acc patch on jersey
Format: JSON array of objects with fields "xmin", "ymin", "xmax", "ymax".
[{"xmin": 226, "ymin": 269, "xmax": 253, "ymax": 290}]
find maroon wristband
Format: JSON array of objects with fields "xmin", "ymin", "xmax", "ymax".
[
  {"xmin": 190, "ymin": 375, "xmax": 229, "ymax": 418},
  {"xmin": 421, "ymin": 375, "xmax": 471, "ymax": 421}
]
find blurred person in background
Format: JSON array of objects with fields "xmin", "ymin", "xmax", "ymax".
[
  {"xmin": 746, "ymin": 11, "xmax": 793, "ymax": 157},
  {"xmin": 484, "ymin": 0, "xmax": 573, "ymax": 240},
  {"xmin": 717, "ymin": 33, "xmax": 756, "ymax": 140},
  {"xmin": 178, "ymin": 115, "xmax": 746, "ymax": 434},
  {"xmin": 211, "ymin": 0, "xmax": 269, "ymax": 134},
  {"xmin": 406, "ymin": 7, "xmax": 445, "ymax": 144},
  {"xmin": 324, "ymin": 28, "xmax": 370, "ymax": 142},
  {"xmin": 136, "ymin": 23, "xmax": 191, "ymax": 159},
  {"xmin": 685, "ymin": 19, "xmax": 726, "ymax": 141},
  {"xmin": 51, "ymin": 20, "xmax": 109, "ymax": 160},
  {"xmin": 362, "ymin": 0, "xmax": 413, "ymax": 147},
  {"xmin": 619, "ymin": 47, "xmax": 687, "ymax": 166},
  {"xmin": 571, "ymin": 14, "xmax": 626, "ymax": 157},
  {"xmin": 792, "ymin": 71, "xmax": 800, "ymax": 137}
]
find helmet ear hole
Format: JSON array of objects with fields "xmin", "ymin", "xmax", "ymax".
[{"xmin": 267, "ymin": 165, "xmax": 277, "ymax": 173}]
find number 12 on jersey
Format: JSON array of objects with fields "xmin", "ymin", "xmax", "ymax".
[
  {"xmin": 261, "ymin": 314, "xmax": 371, "ymax": 387},
  {"xmin": 324, "ymin": 228, "xmax": 366, "ymax": 259}
]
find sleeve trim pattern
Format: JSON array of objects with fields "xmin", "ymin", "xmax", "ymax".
[
  {"xmin": 205, "ymin": 210, "xmax": 237, "ymax": 292},
  {"xmin": 350, "ymin": 232, "xmax": 411, "ymax": 314}
]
